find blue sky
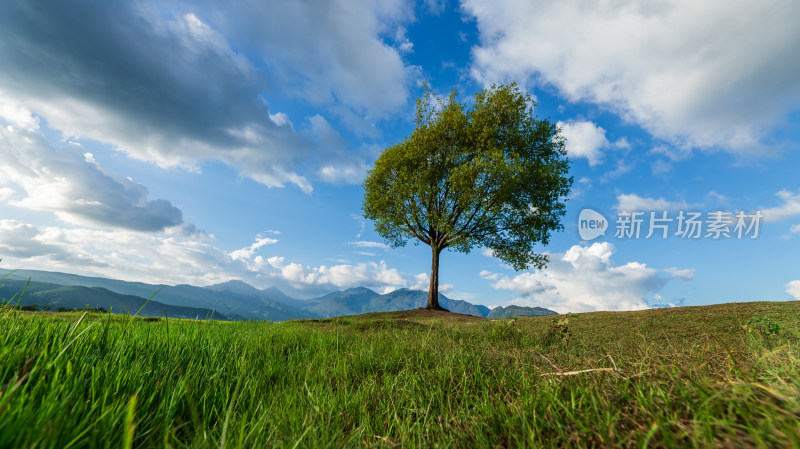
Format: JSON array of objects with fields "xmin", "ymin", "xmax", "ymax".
[{"xmin": 0, "ymin": 0, "xmax": 798, "ymax": 312}]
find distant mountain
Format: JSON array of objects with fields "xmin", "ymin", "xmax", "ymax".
[
  {"xmin": 362, "ymin": 289, "xmax": 492, "ymax": 317},
  {"xmin": 0, "ymin": 269, "xmax": 313, "ymax": 321},
  {"xmin": 207, "ymin": 280, "xmax": 263, "ymax": 296},
  {"xmin": 487, "ymin": 305, "xmax": 557, "ymax": 319},
  {"xmin": 0, "ymin": 269, "xmax": 349, "ymax": 319},
  {"xmin": 0, "ymin": 279, "xmax": 234, "ymax": 320},
  {"xmin": 260, "ymin": 286, "xmax": 311, "ymax": 310},
  {"xmin": 141, "ymin": 283, "xmax": 319, "ymax": 321},
  {"xmin": 304, "ymin": 287, "xmax": 380, "ymax": 317},
  {"xmin": 0, "ymin": 268, "xmax": 506, "ymax": 320},
  {"xmin": 1, "ymin": 269, "xmax": 162, "ymax": 299},
  {"xmin": 300, "ymin": 287, "xmax": 493, "ymax": 318}
]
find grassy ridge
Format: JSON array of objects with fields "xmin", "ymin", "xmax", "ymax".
[{"xmin": 0, "ymin": 302, "xmax": 798, "ymax": 448}]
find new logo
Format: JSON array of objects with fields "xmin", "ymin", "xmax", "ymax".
[{"xmin": 578, "ymin": 209, "xmax": 608, "ymax": 241}]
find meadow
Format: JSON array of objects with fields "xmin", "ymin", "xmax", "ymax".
[{"xmin": 0, "ymin": 301, "xmax": 798, "ymax": 448}]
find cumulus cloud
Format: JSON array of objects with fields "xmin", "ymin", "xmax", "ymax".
[
  {"xmin": 0, "ymin": 220, "xmax": 231, "ymax": 284},
  {"xmin": 0, "ymin": 92, "xmax": 39, "ymax": 130},
  {"xmin": 0, "ymin": 122, "xmax": 184, "ymax": 232},
  {"xmin": 263, "ymin": 256, "xmax": 406, "ymax": 291},
  {"xmin": 0, "ymin": 221, "xmax": 64, "ymax": 259},
  {"xmin": 481, "ymin": 242, "xmax": 690, "ymax": 313},
  {"xmin": 787, "ymin": 280, "xmax": 800, "ymax": 301},
  {"xmin": 464, "ymin": 0, "xmax": 800, "ymax": 154},
  {"xmin": 408, "ymin": 272, "xmax": 453, "ymax": 292},
  {"xmin": 615, "ymin": 193, "xmax": 695, "ymax": 212},
  {"xmin": 318, "ymin": 160, "xmax": 370, "ymax": 184},
  {"xmin": 761, "ymin": 189, "xmax": 800, "ymax": 223},
  {"xmin": 557, "ymin": 120, "xmax": 624, "ymax": 166},
  {"xmin": 0, "ymin": 0, "xmax": 415, "ymax": 192},
  {"xmin": 0, "ymin": 221, "xmax": 438, "ymax": 296}
]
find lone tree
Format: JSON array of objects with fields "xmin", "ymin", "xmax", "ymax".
[{"xmin": 363, "ymin": 83, "xmax": 572, "ymax": 310}]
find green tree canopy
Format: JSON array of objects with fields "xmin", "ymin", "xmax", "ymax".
[{"xmin": 363, "ymin": 83, "xmax": 572, "ymax": 310}]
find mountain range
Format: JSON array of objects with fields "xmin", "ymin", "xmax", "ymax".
[
  {"xmin": 0, "ymin": 269, "xmax": 556, "ymax": 320},
  {"xmin": 487, "ymin": 304, "xmax": 559, "ymax": 318}
]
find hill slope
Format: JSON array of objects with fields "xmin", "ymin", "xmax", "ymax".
[
  {"xmin": 1, "ymin": 300, "xmax": 796, "ymax": 448},
  {"xmin": 487, "ymin": 305, "xmax": 558, "ymax": 318}
]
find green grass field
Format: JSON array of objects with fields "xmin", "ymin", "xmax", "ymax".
[{"xmin": 0, "ymin": 301, "xmax": 798, "ymax": 448}]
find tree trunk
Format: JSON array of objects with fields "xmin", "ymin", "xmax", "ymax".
[{"xmin": 425, "ymin": 246, "xmax": 448, "ymax": 311}]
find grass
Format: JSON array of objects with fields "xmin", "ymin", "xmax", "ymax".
[{"xmin": 0, "ymin": 301, "xmax": 798, "ymax": 448}]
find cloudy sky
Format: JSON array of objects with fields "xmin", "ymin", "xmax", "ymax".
[{"xmin": 1, "ymin": 0, "xmax": 798, "ymax": 312}]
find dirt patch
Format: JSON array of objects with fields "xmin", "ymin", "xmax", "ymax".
[
  {"xmin": 346, "ymin": 308, "xmax": 486, "ymax": 322},
  {"xmin": 293, "ymin": 308, "xmax": 487, "ymax": 325}
]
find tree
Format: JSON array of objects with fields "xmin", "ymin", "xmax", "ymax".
[{"xmin": 362, "ymin": 83, "xmax": 572, "ymax": 310}]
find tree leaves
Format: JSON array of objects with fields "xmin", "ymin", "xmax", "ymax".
[{"xmin": 363, "ymin": 83, "xmax": 572, "ymax": 271}]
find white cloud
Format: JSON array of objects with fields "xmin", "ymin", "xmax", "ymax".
[
  {"xmin": 352, "ymin": 214, "xmax": 366, "ymax": 239},
  {"xmin": 0, "ymin": 221, "xmax": 441, "ymax": 296},
  {"xmin": 557, "ymin": 120, "xmax": 608, "ymax": 166},
  {"xmin": 229, "ymin": 234, "xmax": 279, "ymax": 262},
  {"xmin": 0, "ymin": 220, "xmax": 234, "ymax": 285},
  {"xmin": 464, "ymin": 0, "xmax": 800, "ymax": 154},
  {"xmin": 394, "ymin": 27, "xmax": 414, "ymax": 53},
  {"xmin": 268, "ymin": 112, "xmax": 292, "ymax": 128},
  {"xmin": 615, "ymin": 193, "xmax": 694, "ymax": 212},
  {"xmin": 0, "ymin": 187, "xmax": 14, "ymax": 201},
  {"xmin": 0, "ymin": 1, "xmax": 417, "ymax": 194},
  {"xmin": 349, "ymin": 241, "xmax": 390, "ymax": 250},
  {"xmin": 379, "ymin": 286, "xmax": 400, "ymax": 295},
  {"xmin": 761, "ymin": 189, "xmax": 800, "ymax": 223},
  {"xmin": 787, "ymin": 280, "xmax": 800, "ymax": 301},
  {"xmin": 665, "ymin": 267, "xmax": 694, "ymax": 280},
  {"xmin": 411, "ymin": 273, "xmax": 430, "ymax": 290},
  {"xmin": 446, "ymin": 291, "xmax": 477, "ymax": 301},
  {"xmin": 481, "ymin": 242, "xmax": 690, "ymax": 313},
  {"xmin": 478, "ymin": 270, "xmax": 499, "ymax": 281},
  {"xmin": 569, "ymin": 177, "xmax": 592, "ymax": 200},
  {"xmin": 0, "ymin": 122, "xmax": 184, "ymax": 231},
  {"xmin": 318, "ymin": 161, "xmax": 370, "ymax": 184},
  {"xmin": 265, "ymin": 257, "xmax": 406, "ymax": 291},
  {"xmin": 408, "ymin": 272, "xmax": 453, "ymax": 292},
  {"xmin": 0, "ymin": 91, "xmax": 39, "ymax": 130},
  {"xmin": 705, "ymin": 191, "xmax": 729, "ymax": 205},
  {"xmin": 0, "ymin": 220, "xmax": 64, "ymax": 259}
]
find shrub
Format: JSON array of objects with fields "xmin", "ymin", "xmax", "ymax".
[{"xmin": 743, "ymin": 315, "xmax": 781, "ymax": 336}]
